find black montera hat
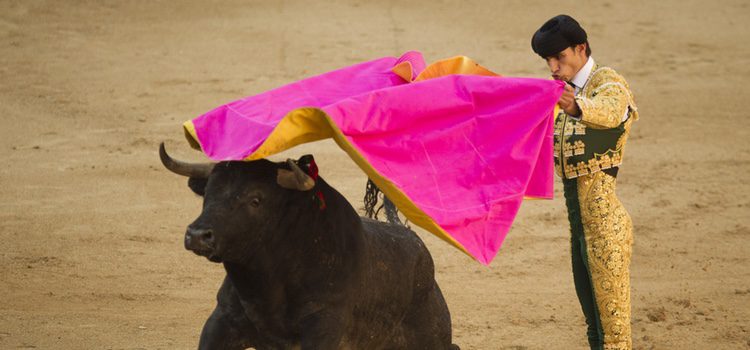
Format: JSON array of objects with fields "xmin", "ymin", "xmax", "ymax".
[{"xmin": 531, "ymin": 15, "xmax": 587, "ymax": 58}]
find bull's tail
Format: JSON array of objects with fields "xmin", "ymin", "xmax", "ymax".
[{"xmin": 450, "ymin": 344, "xmax": 460, "ymax": 350}]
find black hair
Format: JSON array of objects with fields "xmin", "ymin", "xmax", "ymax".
[{"xmin": 575, "ymin": 41, "xmax": 592, "ymax": 57}]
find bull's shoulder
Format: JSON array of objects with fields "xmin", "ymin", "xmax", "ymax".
[{"xmin": 357, "ymin": 217, "xmax": 438, "ymax": 298}]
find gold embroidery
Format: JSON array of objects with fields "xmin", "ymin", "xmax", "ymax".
[
  {"xmin": 611, "ymin": 152, "xmax": 622, "ymax": 166},
  {"xmin": 565, "ymin": 167, "xmax": 577, "ymax": 179},
  {"xmin": 576, "ymin": 161, "xmax": 589, "ymax": 176},
  {"xmin": 604, "ymin": 342, "xmax": 630, "ymax": 350},
  {"xmin": 578, "ymin": 67, "xmax": 634, "ymax": 130},
  {"xmin": 563, "ymin": 142, "xmax": 574, "ymax": 157},
  {"xmin": 577, "ymin": 172, "xmax": 633, "ymax": 349},
  {"xmin": 564, "ymin": 120, "xmax": 575, "ymax": 136},
  {"xmin": 588, "ymin": 158, "xmax": 601, "ymax": 173},
  {"xmin": 616, "ymin": 133, "xmax": 627, "ymax": 150},
  {"xmin": 574, "ymin": 122, "xmax": 587, "ymax": 135},
  {"xmin": 573, "ymin": 140, "xmax": 585, "ymax": 155},
  {"xmin": 554, "ymin": 117, "xmax": 564, "ymax": 136},
  {"xmin": 561, "ymin": 150, "xmax": 625, "ymax": 179},
  {"xmin": 556, "ymin": 65, "xmax": 636, "ymax": 180}
]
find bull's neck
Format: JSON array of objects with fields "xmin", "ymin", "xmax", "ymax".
[
  {"xmin": 279, "ymin": 179, "xmax": 363, "ymax": 258},
  {"xmin": 230, "ymin": 180, "xmax": 365, "ymax": 284}
]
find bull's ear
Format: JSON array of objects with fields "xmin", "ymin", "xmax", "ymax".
[
  {"xmin": 188, "ymin": 177, "xmax": 208, "ymax": 196},
  {"xmin": 296, "ymin": 154, "xmax": 318, "ymax": 179}
]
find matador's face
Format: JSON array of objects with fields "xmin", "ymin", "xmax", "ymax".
[{"xmin": 544, "ymin": 44, "xmax": 588, "ymax": 82}]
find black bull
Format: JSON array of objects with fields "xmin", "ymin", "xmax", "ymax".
[{"xmin": 160, "ymin": 144, "xmax": 459, "ymax": 350}]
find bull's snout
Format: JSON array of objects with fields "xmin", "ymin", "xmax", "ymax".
[{"xmin": 185, "ymin": 227, "xmax": 215, "ymax": 252}]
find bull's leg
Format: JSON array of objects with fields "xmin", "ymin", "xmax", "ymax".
[
  {"xmin": 401, "ymin": 283, "xmax": 456, "ymax": 350},
  {"xmin": 198, "ymin": 277, "xmax": 256, "ymax": 350},
  {"xmin": 297, "ymin": 310, "xmax": 345, "ymax": 350},
  {"xmin": 400, "ymin": 248, "xmax": 456, "ymax": 349},
  {"xmin": 198, "ymin": 307, "xmax": 255, "ymax": 350}
]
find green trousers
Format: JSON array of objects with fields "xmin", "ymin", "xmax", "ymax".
[{"xmin": 563, "ymin": 171, "xmax": 633, "ymax": 350}]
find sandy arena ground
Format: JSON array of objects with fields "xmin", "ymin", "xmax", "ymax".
[{"xmin": 1, "ymin": 1, "xmax": 749, "ymax": 349}]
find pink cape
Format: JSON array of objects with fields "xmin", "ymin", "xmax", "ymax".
[{"xmin": 183, "ymin": 51, "xmax": 564, "ymax": 265}]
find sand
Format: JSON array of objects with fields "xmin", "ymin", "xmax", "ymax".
[{"xmin": 1, "ymin": 0, "xmax": 749, "ymax": 349}]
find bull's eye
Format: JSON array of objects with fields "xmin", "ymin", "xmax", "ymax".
[{"xmin": 250, "ymin": 197, "xmax": 261, "ymax": 207}]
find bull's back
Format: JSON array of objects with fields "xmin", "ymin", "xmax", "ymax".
[{"xmin": 359, "ymin": 217, "xmax": 435, "ymax": 287}]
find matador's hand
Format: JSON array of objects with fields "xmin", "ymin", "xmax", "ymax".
[{"xmin": 558, "ymin": 84, "xmax": 581, "ymax": 117}]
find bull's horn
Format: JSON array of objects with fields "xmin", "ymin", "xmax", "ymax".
[
  {"xmin": 276, "ymin": 159, "xmax": 315, "ymax": 191},
  {"xmin": 159, "ymin": 142, "xmax": 215, "ymax": 178}
]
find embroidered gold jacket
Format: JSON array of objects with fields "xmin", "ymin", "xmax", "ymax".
[{"xmin": 553, "ymin": 64, "xmax": 639, "ymax": 179}]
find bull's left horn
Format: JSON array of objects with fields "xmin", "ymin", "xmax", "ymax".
[
  {"xmin": 159, "ymin": 142, "xmax": 215, "ymax": 178},
  {"xmin": 276, "ymin": 159, "xmax": 315, "ymax": 191}
]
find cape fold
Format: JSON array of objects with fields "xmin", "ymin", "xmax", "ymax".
[{"xmin": 183, "ymin": 51, "xmax": 564, "ymax": 265}]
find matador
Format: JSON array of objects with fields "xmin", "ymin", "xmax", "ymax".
[{"xmin": 531, "ymin": 15, "xmax": 639, "ymax": 350}]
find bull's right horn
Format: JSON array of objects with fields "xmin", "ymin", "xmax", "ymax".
[
  {"xmin": 276, "ymin": 159, "xmax": 315, "ymax": 191},
  {"xmin": 159, "ymin": 142, "xmax": 215, "ymax": 178}
]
